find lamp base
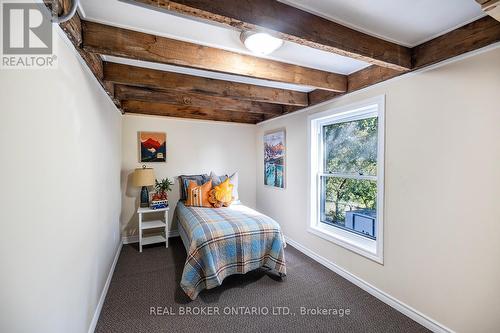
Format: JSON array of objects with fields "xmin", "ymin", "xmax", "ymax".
[{"xmin": 140, "ymin": 186, "xmax": 149, "ymax": 208}]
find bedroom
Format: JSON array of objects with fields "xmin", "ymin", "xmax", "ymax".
[{"xmin": 1, "ymin": 0, "xmax": 499, "ymax": 332}]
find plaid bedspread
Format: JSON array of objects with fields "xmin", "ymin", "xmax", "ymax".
[{"xmin": 175, "ymin": 201, "xmax": 286, "ymax": 300}]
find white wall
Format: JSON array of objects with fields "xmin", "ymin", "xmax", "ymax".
[
  {"xmin": 256, "ymin": 47, "xmax": 500, "ymax": 333},
  {"xmin": 0, "ymin": 32, "xmax": 122, "ymax": 333},
  {"xmin": 121, "ymin": 115, "xmax": 256, "ymax": 237}
]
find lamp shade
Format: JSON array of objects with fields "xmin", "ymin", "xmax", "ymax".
[{"xmin": 133, "ymin": 166, "xmax": 155, "ymax": 187}]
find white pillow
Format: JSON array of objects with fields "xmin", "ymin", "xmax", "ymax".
[{"xmin": 227, "ymin": 172, "xmax": 239, "ymax": 202}]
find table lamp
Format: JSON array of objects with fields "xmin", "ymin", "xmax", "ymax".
[{"xmin": 133, "ymin": 165, "xmax": 155, "ymax": 208}]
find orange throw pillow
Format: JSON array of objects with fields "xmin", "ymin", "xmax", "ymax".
[
  {"xmin": 208, "ymin": 178, "xmax": 234, "ymax": 208},
  {"xmin": 185, "ymin": 179, "xmax": 212, "ymax": 208}
]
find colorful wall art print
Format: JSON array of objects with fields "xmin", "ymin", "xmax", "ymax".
[
  {"xmin": 264, "ymin": 129, "xmax": 286, "ymax": 188},
  {"xmin": 139, "ymin": 132, "xmax": 166, "ymax": 162}
]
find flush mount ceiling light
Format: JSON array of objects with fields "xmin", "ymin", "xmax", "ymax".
[{"xmin": 240, "ymin": 31, "xmax": 284, "ymax": 56}]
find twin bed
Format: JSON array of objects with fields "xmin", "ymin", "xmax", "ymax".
[{"xmin": 175, "ymin": 201, "xmax": 287, "ymax": 300}]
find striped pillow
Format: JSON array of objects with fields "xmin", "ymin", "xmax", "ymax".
[{"xmin": 185, "ymin": 180, "xmax": 212, "ymax": 208}]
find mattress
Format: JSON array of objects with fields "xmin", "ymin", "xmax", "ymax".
[{"xmin": 175, "ymin": 201, "xmax": 286, "ymax": 299}]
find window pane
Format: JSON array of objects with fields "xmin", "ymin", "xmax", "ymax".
[
  {"xmin": 320, "ymin": 176, "xmax": 377, "ymax": 239},
  {"xmin": 323, "ymin": 117, "xmax": 378, "ymax": 176}
]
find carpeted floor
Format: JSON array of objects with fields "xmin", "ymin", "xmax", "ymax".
[{"xmin": 95, "ymin": 238, "xmax": 429, "ymax": 333}]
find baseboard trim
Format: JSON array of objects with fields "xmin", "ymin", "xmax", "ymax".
[
  {"xmin": 122, "ymin": 230, "xmax": 180, "ymax": 244},
  {"xmin": 87, "ymin": 241, "xmax": 123, "ymax": 333},
  {"xmin": 284, "ymin": 236, "xmax": 454, "ymax": 333}
]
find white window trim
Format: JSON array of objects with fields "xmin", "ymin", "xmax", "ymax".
[{"xmin": 307, "ymin": 95, "xmax": 385, "ymax": 264}]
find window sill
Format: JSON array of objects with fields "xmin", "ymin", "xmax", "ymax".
[{"xmin": 308, "ymin": 224, "xmax": 383, "ymax": 264}]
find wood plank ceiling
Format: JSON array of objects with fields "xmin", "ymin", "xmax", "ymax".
[{"xmin": 49, "ymin": 0, "xmax": 500, "ymax": 124}]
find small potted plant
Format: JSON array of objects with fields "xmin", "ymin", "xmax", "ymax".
[{"xmin": 153, "ymin": 178, "xmax": 173, "ymax": 201}]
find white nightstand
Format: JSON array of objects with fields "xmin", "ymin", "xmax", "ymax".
[{"xmin": 137, "ymin": 206, "xmax": 169, "ymax": 252}]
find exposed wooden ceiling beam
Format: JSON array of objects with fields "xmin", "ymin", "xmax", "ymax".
[
  {"xmin": 115, "ymin": 84, "xmax": 283, "ymax": 115},
  {"xmin": 130, "ymin": 0, "xmax": 412, "ymax": 71},
  {"xmin": 412, "ymin": 16, "xmax": 500, "ymax": 69},
  {"xmin": 265, "ymin": 90, "xmax": 344, "ymax": 121},
  {"xmin": 347, "ymin": 66, "xmax": 402, "ymax": 92},
  {"xmin": 308, "ymin": 90, "xmax": 343, "ymax": 106},
  {"xmin": 50, "ymin": 1, "xmax": 500, "ymax": 125},
  {"xmin": 296, "ymin": 16, "xmax": 500, "ymax": 110},
  {"xmin": 122, "ymin": 100, "xmax": 263, "ymax": 124},
  {"xmin": 43, "ymin": 1, "xmax": 120, "ymax": 109},
  {"xmin": 346, "ymin": 17, "xmax": 500, "ymax": 93},
  {"xmin": 277, "ymin": 66, "xmax": 400, "ymax": 118},
  {"xmin": 104, "ymin": 62, "xmax": 308, "ymax": 106},
  {"xmin": 82, "ymin": 21, "xmax": 347, "ymax": 92},
  {"xmin": 303, "ymin": 66, "xmax": 407, "ymax": 108},
  {"xmin": 45, "ymin": 0, "xmax": 82, "ymax": 46}
]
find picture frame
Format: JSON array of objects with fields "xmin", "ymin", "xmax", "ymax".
[
  {"xmin": 264, "ymin": 128, "xmax": 286, "ymax": 189},
  {"xmin": 139, "ymin": 131, "xmax": 167, "ymax": 162}
]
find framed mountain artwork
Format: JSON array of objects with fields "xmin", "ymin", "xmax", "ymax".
[
  {"xmin": 139, "ymin": 132, "xmax": 166, "ymax": 162},
  {"xmin": 264, "ymin": 129, "xmax": 286, "ymax": 189}
]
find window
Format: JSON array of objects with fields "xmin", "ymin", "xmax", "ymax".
[{"xmin": 308, "ymin": 96, "xmax": 384, "ymax": 263}]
